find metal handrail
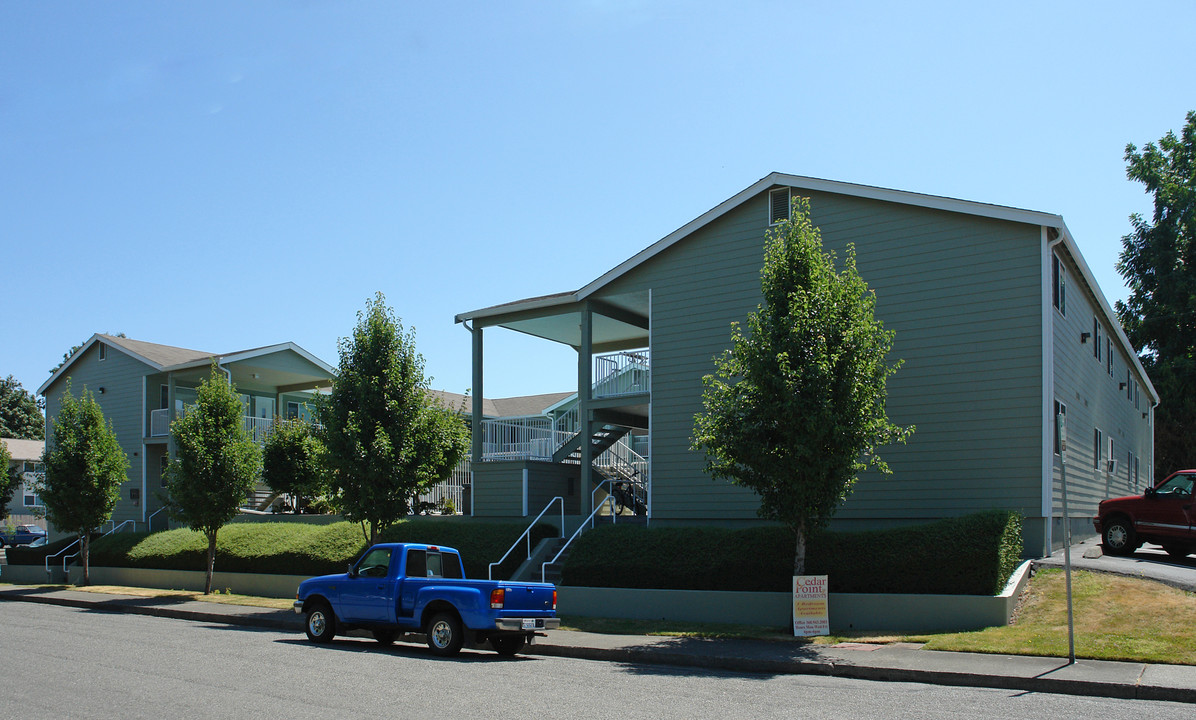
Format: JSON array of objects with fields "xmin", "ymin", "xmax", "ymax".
[
  {"xmin": 46, "ymin": 520, "xmax": 137, "ymax": 578},
  {"xmin": 147, "ymin": 507, "xmax": 167, "ymax": 530},
  {"xmin": 591, "ymin": 480, "xmax": 617, "ymax": 526},
  {"xmin": 541, "ymin": 496, "xmax": 615, "ymax": 583},
  {"xmin": 488, "ymin": 497, "xmax": 565, "ymax": 581}
]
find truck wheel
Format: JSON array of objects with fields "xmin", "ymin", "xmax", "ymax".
[
  {"xmin": 426, "ymin": 612, "xmax": 464, "ymax": 657},
  {"xmin": 1102, "ymin": 517, "xmax": 1137, "ymax": 556},
  {"xmin": 304, "ymin": 602, "xmax": 336, "ymax": 643},
  {"xmin": 490, "ymin": 635, "xmax": 527, "ymax": 657},
  {"xmin": 373, "ymin": 629, "xmax": 399, "ymax": 645}
]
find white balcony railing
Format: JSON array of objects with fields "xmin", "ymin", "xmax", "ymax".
[
  {"xmin": 150, "ymin": 408, "xmax": 317, "ymax": 446},
  {"xmin": 481, "ymin": 417, "xmax": 556, "ymax": 461},
  {"xmin": 593, "ymin": 350, "xmax": 650, "ymax": 398}
]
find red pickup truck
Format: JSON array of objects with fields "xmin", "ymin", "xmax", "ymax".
[{"xmin": 1095, "ymin": 470, "xmax": 1196, "ymax": 559}]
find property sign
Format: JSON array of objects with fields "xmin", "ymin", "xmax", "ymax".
[{"xmin": 792, "ymin": 575, "xmax": 829, "ymax": 636}]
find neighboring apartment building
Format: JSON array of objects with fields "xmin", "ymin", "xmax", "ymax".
[
  {"xmin": 38, "ymin": 334, "xmax": 334, "ymax": 530},
  {"xmin": 456, "ymin": 172, "xmax": 1157, "ymax": 557},
  {"xmin": 2, "ymin": 437, "xmax": 45, "ymax": 526}
]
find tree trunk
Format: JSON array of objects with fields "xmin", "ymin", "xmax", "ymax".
[
  {"xmin": 81, "ymin": 532, "xmax": 90, "ymax": 586},
  {"xmin": 793, "ymin": 519, "xmax": 806, "ymax": 576},
  {"xmin": 204, "ymin": 530, "xmax": 217, "ymax": 595}
]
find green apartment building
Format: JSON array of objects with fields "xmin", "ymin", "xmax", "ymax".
[
  {"xmin": 38, "ymin": 334, "xmax": 334, "ymax": 531},
  {"xmin": 456, "ymin": 173, "xmax": 1157, "ymax": 556}
]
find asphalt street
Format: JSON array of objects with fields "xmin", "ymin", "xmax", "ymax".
[{"xmin": 3, "ymin": 602, "xmax": 1193, "ymax": 720}]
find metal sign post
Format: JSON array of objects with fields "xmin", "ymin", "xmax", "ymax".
[{"xmin": 1057, "ymin": 412, "xmax": 1075, "ymax": 665}]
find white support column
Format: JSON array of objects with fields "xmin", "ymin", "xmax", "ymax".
[{"xmin": 578, "ymin": 301, "xmax": 594, "ymax": 517}]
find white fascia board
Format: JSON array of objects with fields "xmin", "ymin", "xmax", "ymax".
[
  {"xmin": 221, "ymin": 342, "xmax": 336, "ymax": 376},
  {"xmin": 577, "ymin": 172, "xmax": 1064, "ymax": 301},
  {"xmin": 1055, "ymin": 222, "xmax": 1159, "ymax": 403},
  {"xmin": 163, "ymin": 342, "xmax": 336, "ymax": 377},
  {"xmin": 455, "ymin": 293, "xmax": 581, "ymax": 325},
  {"xmin": 38, "ymin": 333, "xmax": 164, "ymax": 395}
]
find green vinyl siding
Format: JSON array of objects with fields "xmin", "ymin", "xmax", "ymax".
[
  {"xmin": 598, "ymin": 188, "xmax": 1044, "ymax": 525},
  {"xmin": 43, "ymin": 341, "xmax": 147, "ymax": 526},
  {"xmin": 1051, "ymin": 251, "xmax": 1154, "ymax": 521}
]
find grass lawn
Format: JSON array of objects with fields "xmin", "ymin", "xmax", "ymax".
[
  {"xmin": 921, "ymin": 569, "xmax": 1196, "ymax": 665},
  {"xmin": 568, "ymin": 569, "xmax": 1196, "ymax": 666}
]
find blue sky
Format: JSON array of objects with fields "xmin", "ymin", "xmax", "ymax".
[{"xmin": 3, "ymin": 1, "xmax": 1194, "ymax": 404}]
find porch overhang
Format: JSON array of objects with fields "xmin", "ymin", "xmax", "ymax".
[{"xmin": 456, "ymin": 292, "xmax": 649, "ymax": 351}]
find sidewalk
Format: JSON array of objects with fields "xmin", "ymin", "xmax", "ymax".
[{"xmin": 1, "ymin": 584, "xmax": 1193, "ymax": 704}]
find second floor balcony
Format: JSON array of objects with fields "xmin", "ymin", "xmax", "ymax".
[{"xmin": 150, "ymin": 409, "xmax": 317, "ymax": 445}]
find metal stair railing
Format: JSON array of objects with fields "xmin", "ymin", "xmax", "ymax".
[
  {"xmin": 147, "ymin": 507, "xmax": 168, "ymax": 532},
  {"xmin": 541, "ymin": 495, "xmax": 616, "ymax": 583},
  {"xmin": 488, "ymin": 497, "xmax": 564, "ymax": 581},
  {"xmin": 45, "ymin": 519, "xmax": 137, "ymax": 580}
]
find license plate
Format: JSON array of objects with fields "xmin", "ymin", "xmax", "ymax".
[{"xmin": 521, "ymin": 619, "xmax": 540, "ymax": 630}]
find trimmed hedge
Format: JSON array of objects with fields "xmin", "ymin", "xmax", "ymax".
[
  {"xmin": 561, "ymin": 511, "xmax": 1023, "ymax": 596},
  {"xmin": 9, "ymin": 519, "xmax": 558, "ymax": 580}
]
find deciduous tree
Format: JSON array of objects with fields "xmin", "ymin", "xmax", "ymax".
[
  {"xmin": 166, "ymin": 363, "xmax": 261, "ymax": 594},
  {"xmin": 39, "ymin": 382, "xmax": 129, "ymax": 584},
  {"xmin": 0, "ymin": 441, "xmax": 19, "ymax": 522},
  {"xmin": 0, "ymin": 375, "xmax": 45, "ymax": 440},
  {"xmin": 692, "ymin": 197, "xmax": 913, "ymax": 574},
  {"xmin": 317, "ymin": 293, "xmax": 469, "ymax": 545},
  {"xmin": 1115, "ymin": 111, "xmax": 1196, "ymax": 479},
  {"xmin": 262, "ymin": 419, "xmax": 325, "ymax": 511}
]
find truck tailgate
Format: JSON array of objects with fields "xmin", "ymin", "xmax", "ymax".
[{"xmin": 496, "ymin": 583, "xmax": 555, "ymax": 614}]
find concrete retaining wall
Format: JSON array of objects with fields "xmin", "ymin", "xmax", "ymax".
[
  {"xmin": 1, "ymin": 564, "xmax": 307, "ymax": 598},
  {"xmin": 1, "ymin": 560, "xmax": 1032, "ymax": 633}
]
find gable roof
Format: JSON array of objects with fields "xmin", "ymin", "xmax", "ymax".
[
  {"xmin": 456, "ymin": 171, "xmax": 1157, "ymax": 404},
  {"xmin": 427, "ymin": 390, "xmax": 574, "ymax": 419},
  {"xmin": 38, "ymin": 333, "xmax": 334, "ymax": 395},
  {"xmin": 458, "ymin": 172, "xmax": 1065, "ymax": 324}
]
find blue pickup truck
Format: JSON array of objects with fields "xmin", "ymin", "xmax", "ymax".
[{"xmin": 294, "ymin": 543, "xmax": 559, "ymax": 657}]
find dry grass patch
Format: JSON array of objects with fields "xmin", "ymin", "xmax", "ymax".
[
  {"xmin": 61, "ymin": 584, "xmax": 294, "ymax": 610},
  {"xmin": 924, "ymin": 569, "xmax": 1196, "ymax": 665}
]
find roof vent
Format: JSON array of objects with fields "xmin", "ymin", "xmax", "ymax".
[{"xmin": 769, "ymin": 187, "xmax": 791, "ymax": 225}]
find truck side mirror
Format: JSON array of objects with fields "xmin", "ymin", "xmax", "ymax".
[
  {"xmin": 347, "ymin": 564, "xmax": 357, "ymax": 578},
  {"xmin": 1144, "ymin": 487, "xmax": 1157, "ymax": 498}
]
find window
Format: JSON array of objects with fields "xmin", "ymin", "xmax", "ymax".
[
  {"xmin": 23, "ymin": 494, "xmax": 39, "ymax": 507},
  {"xmin": 442, "ymin": 552, "xmax": 464, "ymax": 579},
  {"xmin": 22, "ymin": 461, "xmax": 43, "ymax": 474},
  {"xmin": 769, "ymin": 187, "xmax": 791, "ymax": 225},
  {"xmin": 1108, "ymin": 435, "xmax": 1115, "ymax": 472},
  {"xmin": 1134, "ymin": 381, "xmax": 1140, "ymax": 409},
  {"xmin": 99, "ymin": 343, "xmax": 107, "ymax": 361},
  {"xmin": 1134, "ymin": 456, "xmax": 1140, "ymax": 487},
  {"xmin": 287, "ymin": 401, "xmax": 300, "ymax": 420},
  {"xmin": 160, "ymin": 456, "xmax": 169, "ymax": 489},
  {"xmin": 356, "ymin": 547, "xmax": 392, "ymax": 578},
  {"xmin": 1093, "ymin": 428, "xmax": 1103, "ymax": 470},
  {"xmin": 1107, "ymin": 339, "xmax": 1113, "ymax": 376},
  {"xmin": 1093, "ymin": 320, "xmax": 1102, "ymax": 361},
  {"xmin": 1128, "ymin": 451, "xmax": 1135, "ymax": 486},
  {"xmin": 1126, "ymin": 370, "xmax": 1133, "ymax": 400},
  {"xmin": 160, "ymin": 385, "xmax": 170, "ymax": 410},
  {"xmin": 1052, "ymin": 254, "xmax": 1067, "ymax": 315},
  {"xmin": 405, "ymin": 549, "xmax": 427, "ymax": 578},
  {"xmin": 1053, "ymin": 401, "xmax": 1067, "ymax": 455}
]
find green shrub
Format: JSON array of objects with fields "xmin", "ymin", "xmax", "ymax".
[
  {"xmin": 14, "ymin": 519, "xmax": 558, "ymax": 580},
  {"xmin": 562, "ymin": 511, "xmax": 1023, "ymax": 595}
]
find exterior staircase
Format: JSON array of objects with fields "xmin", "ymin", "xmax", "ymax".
[{"xmin": 553, "ymin": 424, "xmax": 631, "ymax": 464}]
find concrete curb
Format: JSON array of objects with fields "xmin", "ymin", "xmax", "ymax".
[
  {"xmin": 4, "ymin": 590, "xmax": 1193, "ymax": 704},
  {"xmin": 524, "ymin": 643, "xmax": 1195, "ymax": 704}
]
